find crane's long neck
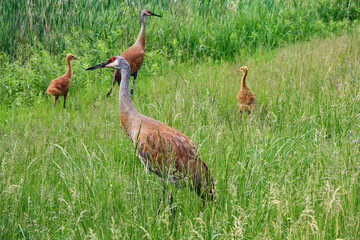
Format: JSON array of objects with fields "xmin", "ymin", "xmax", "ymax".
[
  {"xmin": 119, "ymin": 66, "xmax": 139, "ymax": 139},
  {"xmin": 64, "ymin": 58, "xmax": 72, "ymax": 79},
  {"xmin": 241, "ymin": 70, "xmax": 248, "ymax": 90},
  {"xmin": 134, "ymin": 15, "xmax": 146, "ymax": 47}
]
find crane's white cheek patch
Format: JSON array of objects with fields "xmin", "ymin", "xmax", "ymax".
[{"xmin": 107, "ymin": 62, "xmax": 116, "ymax": 68}]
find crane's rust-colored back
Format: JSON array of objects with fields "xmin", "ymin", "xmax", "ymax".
[
  {"xmin": 125, "ymin": 113, "xmax": 215, "ymax": 201},
  {"xmin": 46, "ymin": 77, "xmax": 71, "ymax": 97},
  {"xmin": 121, "ymin": 44, "xmax": 145, "ymax": 75},
  {"xmin": 113, "ymin": 45, "xmax": 145, "ymax": 85}
]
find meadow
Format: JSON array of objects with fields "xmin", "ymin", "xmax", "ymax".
[{"xmin": 1, "ymin": 0, "xmax": 360, "ymax": 239}]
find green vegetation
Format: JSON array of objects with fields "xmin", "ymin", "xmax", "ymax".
[
  {"xmin": 1, "ymin": 28, "xmax": 359, "ymax": 239},
  {"xmin": 2, "ymin": 0, "xmax": 359, "ymax": 61},
  {"xmin": 1, "ymin": 0, "xmax": 360, "ymax": 106},
  {"xmin": 1, "ymin": 0, "xmax": 360, "ymax": 239}
]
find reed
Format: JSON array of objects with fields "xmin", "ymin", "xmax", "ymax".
[{"xmin": 1, "ymin": 0, "xmax": 359, "ymax": 62}]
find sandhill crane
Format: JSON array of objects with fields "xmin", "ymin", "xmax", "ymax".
[
  {"xmin": 236, "ymin": 66, "xmax": 256, "ymax": 114},
  {"xmin": 87, "ymin": 56, "xmax": 215, "ymax": 209},
  {"xmin": 106, "ymin": 10, "xmax": 161, "ymax": 97},
  {"xmin": 46, "ymin": 54, "xmax": 78, "ymax": 108}
]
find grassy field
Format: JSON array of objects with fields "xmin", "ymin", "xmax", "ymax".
[
  {"xmin": 1, "ymin": 26, "xmax": 360, "ymax": 239},
  {"xmin": 1, "ymin": 0, "xmax": 360, "ymax": 239}
]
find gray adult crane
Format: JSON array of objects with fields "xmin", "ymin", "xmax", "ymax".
[{"xmin": 87, "ymin": 57, "xmax": 215, "ymax": 210}]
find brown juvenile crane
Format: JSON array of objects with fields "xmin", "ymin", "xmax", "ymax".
[
  {"xmin": 46, "ymin": 54, "xmax": 78, "ymax": 108},
  {"xmin": 236, "ymin": 66, "xmax": 256, "ymax": 114},
  {"xmin": 87, "ymin": 56, "xmax": 215, "ymax": 208},
  {"xmin": 106, "ymin": 10, "xmax": 161, "ymax": 97}
]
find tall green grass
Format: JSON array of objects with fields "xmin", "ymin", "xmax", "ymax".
[
  {"xmin": 0, "ymin": 28, "xmax": 359, "ymax": 239},
  {"xmin": 1, "ymin": 0, "xmax": 360, "ymax": 106},
  {"xmin": 1, "ymin": 0, "xmax": 359, "ymax": 62}
]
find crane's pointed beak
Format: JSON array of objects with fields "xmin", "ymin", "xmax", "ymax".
[
  {"xmin": 86, "ymin": 61, "xmax": 108, "ymax": 70},
  {"xmin": 150, "ymin": 12, "xmax": 161, "ymax": 17}
]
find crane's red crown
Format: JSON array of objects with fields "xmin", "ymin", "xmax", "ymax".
[
  {"xmin": 146, "ymin": 10, "xmax": 150, "ymax": 13},
  {"xmin": 108, "ymin": 56, "xmax": 116, "ymax": 63}
]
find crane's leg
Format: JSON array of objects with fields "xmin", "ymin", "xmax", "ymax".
[
  {"xmin": 106, "ymin": 78, "xmax": 116, "ymax": 98},
  {"xmin": 53, "ymin": 96, "xmax": 59, "ymax": 107},
  {"xmin": 63, "ymin": 93, "xmax": 68, "ymax": 109},
  {"xmin": 130, "ymin": 71, "xmax": 138, "ymax": 95},
  {"xmin": 157, "ymin": 178, "xmax": 166, "ymax": 215},
  {"xmin": 157, "ymin": 179, "xmax": 175, "ymax": 218},
  {"xmin": 247, "ymin": 104, "xmax": 253, "ymax": 115},
  {"xmin": 168, "ymin": 191, "xmax": 175, "ymax": 217},
  {"xmin": 107, "ymin": 70, "xmax": 121, "ymax": 98}
]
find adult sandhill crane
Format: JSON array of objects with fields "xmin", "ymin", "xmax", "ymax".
[
  {"xmin": 236, "ymin": 66, "xmax": 256, "ymax": 114},
  {"xmin": 46, "ymin": 54, "xmax": 78, "ymax": 108},
  {"xmin": 106, "ymin": 10, "xmax": 161, "ymax": 97},
  {"xmin": 87, "ymin": 56, "xmax": 215, "ymax": 208}
]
